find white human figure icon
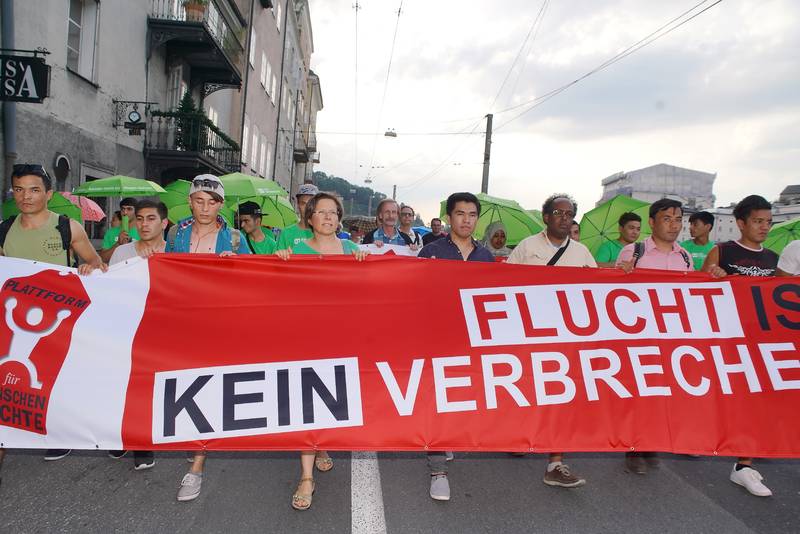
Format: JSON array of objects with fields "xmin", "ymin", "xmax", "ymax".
[{"xmin": 0, "ymin": 297, "xmax": 71, "ymax": 390}]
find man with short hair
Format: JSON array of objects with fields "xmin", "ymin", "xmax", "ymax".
[
  {"xmin": 617, "ymin": 199, "xmax": 692, "ymax": 274},
  {"xmin": 701, "ymin": 195, "xmax": 779, "ymax": 497},
  {"xmin": 276, "ymin": 183, "xmax": 318, "ymax": 250},
  {"xmin": 0, "ymin": 163, "xmax": 107, "ymax": 462},
  {"xmin": 596, "ymin": 212, "xmax": 641, "ymax": 267},
  {"xmin": 777, "ymin": 240, "xmax": 800, "ymax": 276},
  {"xmin": 422, "ymin": 217, "xmax": 447, "ymax": 246},
  {"xmin": 398, "ymin": 204, "xmax": 423, "ymax": 250},
  {"xmin": 164, "ymin": 175, "xmax": 248, "ymax": 502},
  {"xmin": 681, "ymin": 211, "xmax": 715, "ymax": 270},
  {"xmin": 106, "ymin": 199, "xmax": 169, "ymax": 470},
  {"xmin": 100, "ymin": 197, "xmax": 140, "ymax": 263},
  {"xmin": 362, "ymin": 199, "xmax": 412, "ymax": 247},
  {"xmin": 237, "ymin": 201, "xmax": 277, "ymax": 254},
  {"xmin": 507, "ymin": 193, "xmax": 594, "ymax": 489},
  {"xmin": 616, "ymin": 198, "xmax": 692, "ymax": 475},
  {"xmin": 418, "ymin": 192, "xmax": 493, "ymax": 501}
]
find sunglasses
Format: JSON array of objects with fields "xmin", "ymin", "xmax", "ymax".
[{"xmin": 192, "ymin": 178, "xmax": 221, "ymax": 190}]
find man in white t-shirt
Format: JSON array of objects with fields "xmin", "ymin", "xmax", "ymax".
[
  {"xmin": 777, "ymin": 240, "xmax": 800, "ymax": 276},
  {"xmin": 109, "ymin": 199, "xmax": 168, "ymax": 265}
]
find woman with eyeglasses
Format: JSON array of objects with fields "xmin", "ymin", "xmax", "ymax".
[{"xmin": 275, "ymin": 192, "xmax": 367, "ymax": 510}]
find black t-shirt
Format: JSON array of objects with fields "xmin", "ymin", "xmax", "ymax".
[
  {"xmin": 718, "ymin": 240, "xmax": 778, "ymax": 277},
  {"xmin": 422, "ymin": 232, "xmax": 446, "ymax": 246}
]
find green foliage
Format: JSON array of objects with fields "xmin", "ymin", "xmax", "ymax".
[
  {"xmin": 313, "ymin": 171, "xmax": 388, "ymax": 216},
  {"xmin": 153, "ymin": 92, "xmax": 240, "ymax": 151}
]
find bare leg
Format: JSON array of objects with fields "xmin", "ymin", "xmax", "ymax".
[
  {"xmin": 299, "ymin": 451, "xmax": 315, "ymax": 493},
  {"xmin": 190, "ymin": 451, "xmax": 206, "ymax": 474},
  {"xmin": 737, "ymin": 457, "xmax": 752, "ymax": 466}
]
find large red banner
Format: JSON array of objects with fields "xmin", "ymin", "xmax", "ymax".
[{"xmin": 120, "ymin": 254, "xmax": 800, "ymax": 457}]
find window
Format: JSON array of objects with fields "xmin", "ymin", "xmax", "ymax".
[
  {"xmin": 270, "ymin": 73, "xmax": 277, "ymax": 105},
  {"xmin": 166, "ymin": 66, "xmax": 185, "ymax": 110},
  {"xmin": 208, "ymin": 107, "xmax": 218, "ymax": 127},
  {"xmin": 259, "ymin": 135, "xmax": 267, "ymax": 176},
  {"xmin": 281, "ymin": 80, "xmax": 287, "ymax": 113},
  {"xmin": 265, "ymin": 142, "xmax": 273, "ymax": 178},
  {"xmin": 275, "ymin": 2, "xmax": 282, "ymax": 32},
  {"xmin": 265, "ymin": 61, "xmax": 273, "ymax": 96},
  {"xmin": 251, "ymin": 125, "xmax": 260, "ymax": 169},
  {"xmin": 249, "ymin": 28, "xmax": 256, "ymax": 67},
  {"xmin": 242, "ymin": 115, "xmax": 250, "ymax": 164},
  {"xmin": 260, "ymin": 52, "xmax": 267, "ymax": 87},
  {"xmin": 67, "ymin": 0, "xmax": 99, "ymax": 81}
]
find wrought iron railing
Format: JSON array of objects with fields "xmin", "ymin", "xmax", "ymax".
[
  {"xmin": 149, "ymin": 0, "xmax": 244, "ymax": 66},
  {"xmin": 146, "ymin": 111, "xmax": 241, "ymax": 172}
]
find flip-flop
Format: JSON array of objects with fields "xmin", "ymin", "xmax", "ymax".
[
  {"xmin": 315, "ymin": 455, "xmax": 334, "ymax": 472},
  {"xmin": 291, "ymin": 477, "xmax": 315, "ymax": 510}
]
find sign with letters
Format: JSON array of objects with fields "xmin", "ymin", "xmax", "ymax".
[
  {"xmin": 0, "ymin": 54, "xmax": 50, "ymax": 103},
  {"xmin": 0, "ymin": 254, "xmax": 798, "ymax": 457}
]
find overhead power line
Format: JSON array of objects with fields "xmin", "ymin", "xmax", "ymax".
[{"xmin": 494, "ymin": 0, "xmax": 725, "ymax": 131}]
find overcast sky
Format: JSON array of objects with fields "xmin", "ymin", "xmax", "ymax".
[{"xmin": 309, "ymin": 0, "xmax": 799, "ymax": 222}]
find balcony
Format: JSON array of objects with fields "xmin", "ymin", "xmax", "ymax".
[
  {"xmin": 293, "ymin": 128, "xmax": 309, "ymax": 163},
  {"xmin": 145, "ymin": 111, "xmax": 241, "ymax": 179},
  {"xmin": 148, "ymin": 0, "xmax": 244, "ymax": 93}
]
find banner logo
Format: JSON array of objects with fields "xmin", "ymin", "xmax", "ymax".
[{"xmin": 0, "ymin": 270, "xmax": 91, "ymax": 434}]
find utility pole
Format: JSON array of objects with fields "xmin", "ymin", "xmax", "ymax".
[
  {"xmin": 392, "ymin": 184, "xmax": 397, "ymax": 200},
  {"xmin": 481, "ymin": 113, "xmax": 493, "ymax": 194}
]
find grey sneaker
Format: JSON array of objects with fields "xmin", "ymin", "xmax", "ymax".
[
  {"xmin": 430, "ymin": 474, "xmax": 450, "ymax": 501},
  {"xmin": 445, "ymin": 451, "xmax": 454, "ymax": 462},
  {"xmin": 177, "ymin": 472, "xmax": 202, "ymax": 502},
  {"xmin": 543, "ymin": 463, "xmax": 586, "ymax": 488}
]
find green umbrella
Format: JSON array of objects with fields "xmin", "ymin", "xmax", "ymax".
[
  {"xmin": 764, "ymin": 217, "xmax": 800, "ymax": 255},
  {"xmin": 72, "ymin": 175, "xmax": 166, "ymax": 197},
  {"xmin": 527, "ymin": 209, "xmax": 544, "ymax": 229},
  {"xmin": 579, "ymin": 195, "xmax": 652, "ymax": 257},
  {"xmin": 2, "ymin": 191, "xmax": 83, "ymax": 222},
  {"xmin": 159, "ymin": 180, "xmax": 235, "ymax": 226},
  {"xmin": 228, "ymin": 195, "xmax": 299, "ymax": 229},
  {"xmin": 439, "ymin": 193, "xmax": 542, "ymax": 246},
  {"xmin": 219, "ymin": 173, "xmax": 289, "ymax": 200}
]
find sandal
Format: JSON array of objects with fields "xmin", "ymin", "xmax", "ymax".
[
  {"xmin": 315, "ymin": 455, "xmax": 334, "ymax": 472},
  {"xmin": 291, "ymin": 477, "xmax": 315, "ymax": 510}
]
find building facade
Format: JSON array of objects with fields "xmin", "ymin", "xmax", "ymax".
[
  {"xmin": 600, "ymin": 163, "xmax": 716, "ymax": 210},
  {"xmin": 1, "ymin": 0, "xmax": 322, "ymax": 226}
]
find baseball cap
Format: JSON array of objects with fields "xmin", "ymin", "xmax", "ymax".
[
  {"xmin": 296, "ymin": 183, "xmax": 319, "ymax": 197},
  {"xmin": 238, "ymin": 201, "xmax": 262, "ymax": 216},
  {"xmin": 189, "ymin": 174, "xmax": 225, "ymax": 200}
]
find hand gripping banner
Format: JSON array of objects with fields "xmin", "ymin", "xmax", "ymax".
[{"xmin": 1, "ymin": 255, "xmax": 798, "ymax": 457}]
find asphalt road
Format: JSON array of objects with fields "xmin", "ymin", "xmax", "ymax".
[{"xmin": 0, "ymin": 450, "xmax": 797, "ymax": 533}]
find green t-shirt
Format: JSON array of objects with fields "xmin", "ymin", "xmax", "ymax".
[
  {"xmin": 291, "ymin": 239, "xmax": 360, "ymax": 255},
  {"xmin": 276, "ymin": 224, "xmax": 313, "ymax": 251},
  {"xmin": 102, "ymin": 226, "xmax": 140, "ymax": 249},
  {"xmin": 244, "ymin": 232, "xmax": 277, "ymax": 254},
  {"xmin": 680, "ymin": 239, "xmax": 715, "ymax": 270},
  {"xmin": 596, "ymin": 239, "xmax": 624, "ymax": 263}
]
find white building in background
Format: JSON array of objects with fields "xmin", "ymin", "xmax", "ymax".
[
  {"xmin": 600, "ymin": 163, "xmax": 716, "ymax": 210},
  {"xmin": 771, "ymin": 185, "xmax": 800, "ymax": 224}
]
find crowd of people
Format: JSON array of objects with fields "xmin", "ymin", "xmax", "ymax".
[{"xmin": 0, "ymin": 164, "xmax": 798, "ymax": 507}]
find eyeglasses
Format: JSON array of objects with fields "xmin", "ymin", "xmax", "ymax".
[
  {"xmin": 551, "ymin": 208, "xmax": 575, "ymax": 219},
  {"xmin": 192, "ymin": 178, "xmax": 221, "ymax": 190},
  {"xmin": 312, "ymin": 210, "xmax": 338, "ymax": 218},
  {"xmin": 12, "ymin": 163, "xmax": 49, "ymax": 178}
]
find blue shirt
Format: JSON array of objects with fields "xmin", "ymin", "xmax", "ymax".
[
  {"xmin": 165, "ymin": 216, "xmax": 251, "ymax": 254},
  {"xmin": 418, "ymin": 236, "xmax": 494, "ymax": 262},
  {"xmin": 372, "ymin": 226, "xmax": 408, "ymax": 246}
]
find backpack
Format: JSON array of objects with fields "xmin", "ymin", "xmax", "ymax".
[
  {"xmin": 167, "ymin": 224, "xmax": 241, "ymax": 253},
  {"xmin": 632, "ymin": 241, "xmax": 690, "ymax": 270},
  {"xmin": 0, "ymin": 214, "xmax": 74, "ymax": 267}
]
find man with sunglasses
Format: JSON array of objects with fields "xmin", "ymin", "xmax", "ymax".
[
  {"xmin": 0, "ymin": 163, "xmax": 106, "ymax": 462},
  {"xmin": 506, "ymin": 193, "xmax": 595, "ymax": 489}
]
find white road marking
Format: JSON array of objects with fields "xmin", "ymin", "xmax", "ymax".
[{"xmin": 351, "ymin": 451, "xmax": 387, "ymax": 534}]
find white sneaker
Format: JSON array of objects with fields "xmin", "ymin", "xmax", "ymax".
[
  {"xmin": 429, "ymin": 474, "xmax": 450, "ymax": 501},
  {"xmin": 730, "ymin": 465, "xmax": 772, "ymax": 497},
  {"xmin": 177, "ymin": 472, "xmax": 203, "ymax": 501},
  {"xmin": 445, "ymin": 451, "xmax": 454, "ymax": 462}
]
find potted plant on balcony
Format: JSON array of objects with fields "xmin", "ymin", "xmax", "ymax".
[{"xmin": 183, "ymin": 0, "xmax": 209, "ymax": 22}]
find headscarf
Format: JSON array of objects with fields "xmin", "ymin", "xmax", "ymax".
[{"xmin": 482, "ymin": 221, "xmax": 512, "ymax": 257}]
